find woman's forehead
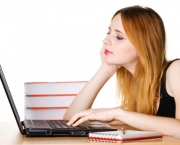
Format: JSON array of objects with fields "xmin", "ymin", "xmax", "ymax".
[{"xmin": 109, "ymin": 14, "xmax": 126, "ymax": 35}]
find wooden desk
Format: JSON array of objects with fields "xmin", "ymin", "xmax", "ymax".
[{"xmin": 0, "ymin": 122, "xmax": 180, "ymax": 145}]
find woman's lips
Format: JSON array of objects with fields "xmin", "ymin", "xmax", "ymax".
[{"xmin": 104, "ymin": 49, "xmax": 113, "ymax": 55}]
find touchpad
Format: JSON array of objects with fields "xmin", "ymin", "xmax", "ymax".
[
  {"xmin": 32, "ymin": 120, "xmax": 51, "ymax": 128},
  {"xmin": 88, "ymin": 122, "xmax": 112, "ymax": 129}
]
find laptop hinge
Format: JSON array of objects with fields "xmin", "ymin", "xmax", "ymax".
[{"xmin": 21, "ymin": 121, "xmax": 26, "ymax": 133}]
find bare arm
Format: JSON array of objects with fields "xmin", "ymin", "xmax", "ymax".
[{"xmin": 63, "ymin": 66, "xmax": 115, "ymax": 120}]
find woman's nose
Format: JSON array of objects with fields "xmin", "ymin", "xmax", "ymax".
[{"xmin": 103, "ymin": 35, "xmax": 112, "ymax": 46}]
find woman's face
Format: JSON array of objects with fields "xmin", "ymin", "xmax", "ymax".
[{"xmin": 102, "ymin": 14, "xmax": 138, "ymax": 73}]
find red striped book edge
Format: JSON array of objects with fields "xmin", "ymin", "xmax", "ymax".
[
  {"xmin": 25, "ymin": 81, "xmax": 88, "ymax": 84},
  {"xmin": 28, "ymin": 94, "xmax": 77, "ymax": 97},
  {"xmin": 29, "ymin": 106, "xmax": 69, "ymax": 110}
]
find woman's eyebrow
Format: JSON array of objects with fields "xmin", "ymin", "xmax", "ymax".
[{"xmin": 108, "ymin": 27, "xmax": 126, "ymax": 36}]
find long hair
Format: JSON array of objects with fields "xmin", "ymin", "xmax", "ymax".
[{"xmin": 113, "ymin": 6, "xmax": 168, "ymax": 115}]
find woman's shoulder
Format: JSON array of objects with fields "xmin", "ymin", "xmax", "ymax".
[
  {"xmin": 166, "ymin": 59, "xmax": 180, "ymax": 98},
  {"xmin": 167, "ymin": 59, "xmax": 180, "ymax": 74}
]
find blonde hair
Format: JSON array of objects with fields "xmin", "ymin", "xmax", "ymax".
[{"xmin": 114, "ymin": 6, "xmax": 168, "ymax": 115}]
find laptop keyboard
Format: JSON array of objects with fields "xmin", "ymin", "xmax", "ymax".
[{"xmin": 46, "ymin": 120, "xmax": 87, "ymax": 129}]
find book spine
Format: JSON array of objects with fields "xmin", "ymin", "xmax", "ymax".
[
  {"xmin": 24, "ymin": 82, "xmax": 87, "ymax": 95},
  {"xmin": 26, "ymin": 94, "xmax": 77, "ymax": 96},
  {"xmin": 24, "ymin": 107, "xmax": 68, "ymax": 120},
  {"xmin": 25, "ymin": 81, "xmax": 88, "ymax": 84},
  {"xmin": 25, "ymin": 95, "xmax": 76, "ymax": 107}
]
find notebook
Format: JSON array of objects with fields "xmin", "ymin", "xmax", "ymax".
[
  {"xmin": 88, "ymin": 130, "xmax": 162, "ymax": 143},
  {"xmin": 0, "ymin": 65, "xmax": 117, "ymax": 137}
]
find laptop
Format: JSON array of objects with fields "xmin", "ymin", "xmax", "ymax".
[{"xmin": 0, "ymin": 65, "xmax": 117, "ymax": 137}]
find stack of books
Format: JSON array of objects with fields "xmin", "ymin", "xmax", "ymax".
[{"xmin": 24, "ymin": 81, "xmax": 87, "ymax": 120}]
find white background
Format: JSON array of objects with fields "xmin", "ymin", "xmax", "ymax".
[{"xmin": 0, "ymin": 0, "xmax": 180, "ymax": 121}]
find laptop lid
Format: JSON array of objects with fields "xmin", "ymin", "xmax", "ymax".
[{"xmin": 0, "ymin": 65, "xmax": 25, "ymax": 135}]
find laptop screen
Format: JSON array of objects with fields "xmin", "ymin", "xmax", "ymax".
[{"xmin": 0, "ymin": 65, "xmax": 25, "ymax": 135}]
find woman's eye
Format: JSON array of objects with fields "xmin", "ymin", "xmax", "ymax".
[{"xmin": 116, "ymin": 36, "xmax": 123, "ymax": 40}]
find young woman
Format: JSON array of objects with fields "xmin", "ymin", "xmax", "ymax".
[{"xmin": 64, "ymin": 5, "xmax": 180, "ymax": 139}]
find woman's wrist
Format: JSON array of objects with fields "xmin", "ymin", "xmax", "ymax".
[
  {"xmin": 112, "ymin": 107, "xmax": 123, "ymax": 121},
  {"xmin": 99, "ymin": 64, "xmax": 117, "ymax": 78}
]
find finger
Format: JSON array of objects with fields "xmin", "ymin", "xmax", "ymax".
[
  {"xmin": 72, "ymin": 115, "xmax": 94, "ymax": 127},
  {"xmin": 67, "ymin": 114, "xmax": 82, "ymax": 126},
  {"xmin": 67, "ymin": 110, "xmax": 91, "ymax": 126}
]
